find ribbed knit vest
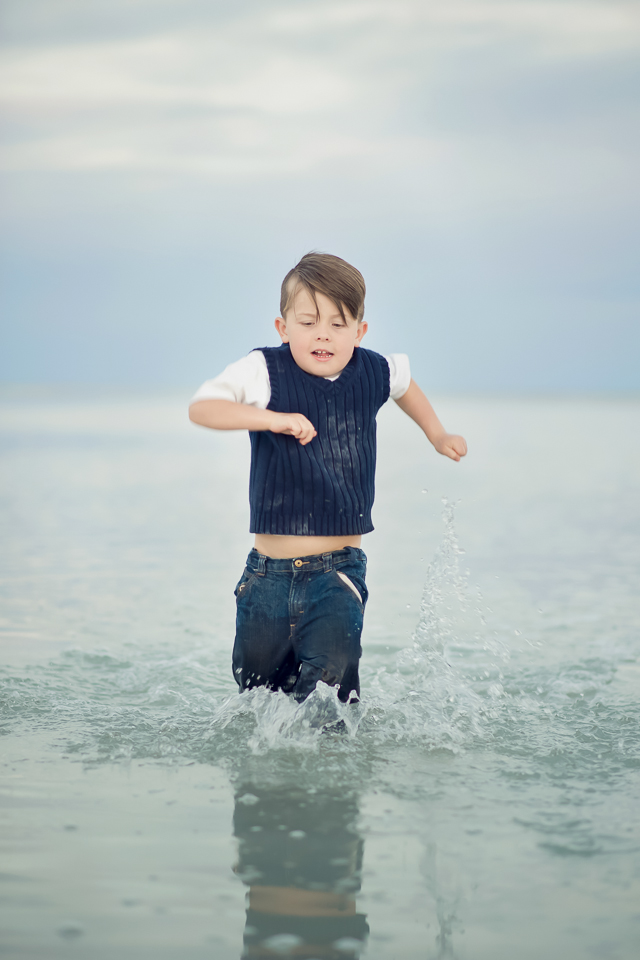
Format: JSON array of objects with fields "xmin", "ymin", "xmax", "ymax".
[{"xmin": 249, "ymin": 344, "xmax": 390, "ymax": 536}]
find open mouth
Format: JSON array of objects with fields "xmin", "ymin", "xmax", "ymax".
[{"xmin": 311, "ymin": 350, "xmax": 334, "ymax": 361}]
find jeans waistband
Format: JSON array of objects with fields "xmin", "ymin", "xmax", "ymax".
[{"xmin": 246, "ymin": 546, "xmax": 366, "ymax": 575}]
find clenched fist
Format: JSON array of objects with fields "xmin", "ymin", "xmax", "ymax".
[
  {"xmin": 433, "ymin": 433, "xmax": 468, "ymax": 462},
  {"xmin": 269, "ymin": 412, "xmax": 317, "ymax": 446}
]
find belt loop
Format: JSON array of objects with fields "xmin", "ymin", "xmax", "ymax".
[
  {"xmin": 322, "ymin": 552, "xmax": 332, "ymax": 573},
  {"xmin": 256, "ymin": 554, "xmax": 266, "ymax": 576}
]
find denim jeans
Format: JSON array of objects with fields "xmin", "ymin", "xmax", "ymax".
[{"xmin": 232, "ymin": 547, "xmax": 368, "ymax": 703}]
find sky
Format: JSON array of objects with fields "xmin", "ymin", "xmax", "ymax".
[{"xmin": 1, "ymin": 0, "xmax": 639, "ymax": 391}]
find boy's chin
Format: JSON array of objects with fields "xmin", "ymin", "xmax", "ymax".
[{"xmin": 307, "ymin": 362, "xmax": 341, "ymax": 377}]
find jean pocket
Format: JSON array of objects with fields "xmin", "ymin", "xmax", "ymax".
[
  {"xmin": 336, "ymin": 570, "xmax": 364, "ymax": 605},
  {"xmin": 234, "ymin": 570, "xmax": 256, "ymax": 598}
]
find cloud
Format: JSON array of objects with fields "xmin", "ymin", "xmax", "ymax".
[
  {"xmin": 1, "ymin": 1, "xmax": 638, "ymax": 393},
  {"xmin": 0, "ymin": 37, "xmax": 354, "ymax": 112},
  {"xmin": 269, "ymin": 0, "xmax": 640, "ymax": 59},
  {"xmin": 1, "ymin": 0, "xmax": 638, "ymax": 182}
]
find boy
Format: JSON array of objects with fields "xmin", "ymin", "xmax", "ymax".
[{"xmin": 189, "ymin": 253, "xmax": 467, "ymax": 704}]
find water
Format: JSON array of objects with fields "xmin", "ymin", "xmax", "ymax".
[{"xmin": 1, "ymin": 388, "xmax": 639, "ymax": 959}]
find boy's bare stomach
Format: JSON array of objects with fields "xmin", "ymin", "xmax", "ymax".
[{"xmin": 254, "ymin": 534, "xmax": 363, "ymax": 559}]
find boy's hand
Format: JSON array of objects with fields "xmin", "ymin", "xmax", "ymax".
[
  {"xmin": 269, "ymin": 412, "xmax": 317, "ymax": 446},
  {"xmin": 433, "ymin": 433, "xmax": 468, "ymax": 462},
  {"xmin": 394, "ymin": 381, "xmax": 467, "ymax": 462}
]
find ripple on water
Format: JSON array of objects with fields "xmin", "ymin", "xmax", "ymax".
[{"xmin": 1, "ymin": 503, "xmax": 638, "ymax": 841}]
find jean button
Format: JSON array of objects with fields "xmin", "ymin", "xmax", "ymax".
[{"xmin": 294, "ymin": 559, "xmax": 303, "ymax": 567}]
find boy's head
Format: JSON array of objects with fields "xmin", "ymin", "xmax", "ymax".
[
  {"xmin": 279, "ymin": 252, "xmax": 366, "ymax": 324},
  {"xmin": 275, "ymin": 252, "xmax": 368, "ymax": 378}
]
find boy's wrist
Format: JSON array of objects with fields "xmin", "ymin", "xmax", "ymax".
[
  {"xmin": 267, "ymin": 411, "xmax": 284, "ymax": 431},
  {"xmin": 427, "ymin": 427, "xmax": 447, "ymax": 449}
]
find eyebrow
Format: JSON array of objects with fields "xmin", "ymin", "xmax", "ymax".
[{"xmin": 295, "ymin": 310, "xmax": 345, "ymax": 320}]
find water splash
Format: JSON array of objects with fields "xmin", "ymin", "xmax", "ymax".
[
  {"xmin": 406, "ymin": 497, "xmax": 471, "ymax": 660},
  {"xmin": 199, "ymin": 498, "xmax": 499, "ymax": 755},
  {"xmin": 206, "ymin": 681, "xmax": 366, "ymax": 755},
  {"xmin": 1, "ymin": 500, "xmax": 638, "ymax": 781},
  {"xmin": 360, "ymin": 498, "xmax": 507, "ymax": 750}
]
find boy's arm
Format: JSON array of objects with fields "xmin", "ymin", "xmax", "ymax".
[
  {"xmin": 189, "ymin": 399, "xmax": 317, "ymax": 446},
  {"xmin": 394, "ymin": 380, "xmax": 467, "ymax": 462}
]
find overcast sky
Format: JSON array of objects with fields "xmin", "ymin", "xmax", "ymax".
[{"xmin": 1, "ymin": 0, "xmax": 639, "ymax": 390}]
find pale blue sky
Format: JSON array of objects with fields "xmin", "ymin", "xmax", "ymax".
[{"xmin": 1, "ymin": 0, "xmax": 638, "ymax": 390}]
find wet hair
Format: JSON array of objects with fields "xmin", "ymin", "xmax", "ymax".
[{"xmin": 280, "ymin": 252, "xmax": 366, "ymax": 323}]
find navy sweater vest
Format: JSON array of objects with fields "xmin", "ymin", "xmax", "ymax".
[{"xmin": 249, "ymin": 344, "xmax": 390, "ymax": 536}]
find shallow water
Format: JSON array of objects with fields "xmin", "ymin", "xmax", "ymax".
[{"xmin": 1, "ymin": 389, "xmax": 639, "ymax": 959}]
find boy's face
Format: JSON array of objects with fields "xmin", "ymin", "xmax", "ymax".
[{"xmin": 275, "ymin": 287, "xmax": 367, "ymax": 378}]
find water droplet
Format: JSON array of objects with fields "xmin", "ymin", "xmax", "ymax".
[
  {"xmin": 263, "ymin": 934, "xmax": 303, "ymax": 954},
  {"xmin": 421, "ymin": 488, "xmax": 428, "ymax": 494},
  {"xmin": 334, "ymin": 940, "xmax": 364, "ymax": 954},
  {"xmin": 237, "ymin": 793, "xmax": 259, "ymax": 806},
  {"xmin": 514, "ymin": 630, "xmax": 521, "ymax": 636}
]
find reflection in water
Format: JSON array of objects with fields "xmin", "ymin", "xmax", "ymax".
[
  {"xmin": 233, "ymin": 781, "xmax": 368, "ymax": 959},
  {"xmin": 420, "ymin": 841, "xmax": 462, "ymax": 960}
]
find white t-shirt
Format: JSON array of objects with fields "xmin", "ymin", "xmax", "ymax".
[{"xmin": 190, "ymin": 350, "xmax": 411, "ymax": 408}]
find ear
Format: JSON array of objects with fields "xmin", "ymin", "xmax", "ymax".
[
  {"xmin": 354, "ymin": 320, "xmax": 368, "ymax": 347},
  {"xmin": 274, "ymin": 317, "xmax": 289, "ymax": 343}
]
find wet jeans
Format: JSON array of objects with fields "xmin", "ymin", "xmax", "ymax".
[{"xmin": 232, "ymin": 547, "xmax": 368, "ymax": 703}]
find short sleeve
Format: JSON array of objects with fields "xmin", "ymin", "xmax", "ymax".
[
  {"xmin": 189, "ymin": 351, "xmax": 271, "ymax": 409},
  {"xmin": 385, "ymin": 353, "xmax": 411, "ymax": 400}
]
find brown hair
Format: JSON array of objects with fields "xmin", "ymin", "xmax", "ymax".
[{"xmin": 280, "ymin": 252, "xmax": 366, "ymax": 323}]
